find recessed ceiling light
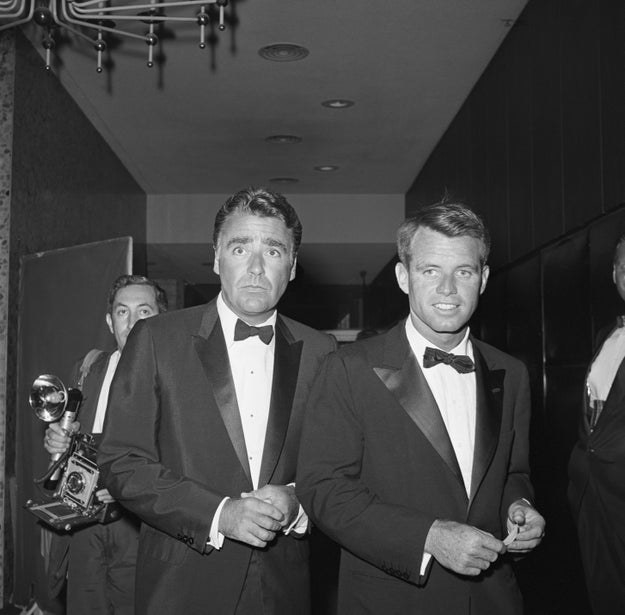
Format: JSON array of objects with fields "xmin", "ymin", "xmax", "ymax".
[
  {"xmin": 269, "ymin": 177, "xmax": 299, "ymax": 184},
  {"xmin": 265, "ymin": 135, "xmax": 302, "ymax": 144},
  {"xmin": 321, "ymin": 99, "xmax": 355, "ymax": 109},
  {"xmin": 258, "ymin": 44, "xmax": 309, "ymax": 62},
  {"xmin": 314, "ymin": 165, "xmax": 339, "ymax": 172}
]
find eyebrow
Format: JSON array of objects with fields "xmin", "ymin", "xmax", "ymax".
[{"xmin": 226, "ymin": 236, "xmax": 288, "ymax": 251}]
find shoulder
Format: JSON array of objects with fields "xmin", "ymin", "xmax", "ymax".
[
  {"xmin": 279, "ymin": 314, "xmax": 337, "ymax": 351},
  {"xmin": 138, "ymin": 303, "xmax": 212, "ymax": 333},
  {"xmin": 472, "ymin": 337, "xmax": 527, "ymax": 374}
]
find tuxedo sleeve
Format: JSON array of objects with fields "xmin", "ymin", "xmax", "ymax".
[
  {"xmin": 97, "ymin": 320, "xmax": 220, "ymax": 555},
  {"xmin": 501, "ymin": 363, "xmax": 534, "ymax": 519},
  {"xmin": 296, "ymin": 352, "xmax": 433, "ymax": 586}
]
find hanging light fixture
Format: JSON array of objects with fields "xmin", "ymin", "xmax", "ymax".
[{"xmin": 0, "ymin": 0, "xmax": 229, "ymax": 72}]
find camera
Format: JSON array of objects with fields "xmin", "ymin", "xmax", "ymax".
[{"xmin": 24, "ymin": 374, "xmax": 122, "ymax": 532}]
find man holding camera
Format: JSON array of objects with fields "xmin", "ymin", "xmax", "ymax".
[
  {"xmin": 98, "ymin": 187, "xmax": 336, "ymax": 614},
  {"xmin": 43, "ymin": 274, "xmax": 168, "ymax": 615}
]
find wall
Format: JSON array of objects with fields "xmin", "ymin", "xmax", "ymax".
[{"xmin": 2, "ymin": 30, "xmax": 147, "ymax": 607}]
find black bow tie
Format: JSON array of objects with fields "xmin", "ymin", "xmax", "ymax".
[
  {"xmin": 234, "ymin": 319, "xmax": 274, "ymax": 345},
  {"xmin": 423, "ymin": 346, "xmax": 475, "ymax": 374}
]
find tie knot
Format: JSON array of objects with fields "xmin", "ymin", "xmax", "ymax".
[
  {"xmin": 423, "ymin": 346, "xmax": 475, "ymax": 374},
  {"xmin": 234, "ymin": 319, "xmax": 274, "ymax": 345}
]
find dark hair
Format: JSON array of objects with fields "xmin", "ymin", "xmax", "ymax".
[
  {"xmin": 107, "ymin": 275, "xmax": 168, "ymax": 314},
  {"xmin": 397, "ymin": 201, "xmax": 491, "ymax": 267},
  {"xmin": 212, "ymin": 187, "xmax": 303, "ymax": 257},
  {"xmin": 614, "ymin": 233, "xmax": 625, "ymax": 264}
]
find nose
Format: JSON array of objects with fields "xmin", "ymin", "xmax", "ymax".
[
  {"xmin": 248, "ymin": 251, "xmax": 265, "ymax": 276},
  {"xmin": 128, "ymin": 311, "xmax": 141, "ymax": 331},
  {"xmin": 437, "ymin": 274, "xmax": 457, "ymax": 296}
]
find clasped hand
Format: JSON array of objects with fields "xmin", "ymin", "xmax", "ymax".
[
  {"xmin": 219, "ymin": 484, "xmax": 300, "ymax": 548},
  {"xmin": 425, "ymin": 500, "xmax": 545, "ymax": 576}
]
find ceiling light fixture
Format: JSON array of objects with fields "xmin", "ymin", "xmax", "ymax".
[
  {"xmin": 314, "ymin": 165, "xmax": 339, "ymax": 172},
  {"xmin": 321, "ymin": 99, "xmax": 355, "ymax": 109},
  {"xmin": 258, "ymin": 43, "xmax": 309, "ymax": 62},
  {"xmin": 0, "ymin": 0, "xmax": 230, "ymax": 72},
  {"xmin": 269, "ymin": 177, "xmax": 299, "ymax": 184},
  {"xmin": 265, "ymin": 135, "xmax": 302, "ymax": 144}
]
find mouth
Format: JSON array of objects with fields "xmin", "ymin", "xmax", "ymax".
[{"xmin": 433, "ymin": 303, "xmax": 460, "ymax": 312}]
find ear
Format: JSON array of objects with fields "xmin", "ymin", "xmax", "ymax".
[
  {"xmin": 289, "ymin": 256, "xmax": 297, "ymax": 282},
  {"xmin": 213, "ymin": 245, "xmax": 220, "ymax": 276},
  {"xmin": 106, "ymin": 313, "xmax": 114, "ymax": 336},
  {"xmin": 395, "ymin": 261, "xmax": 409, "ymax": 295},
  {"xmin": 613, "ymin": 265, "xmax": 617, "ymax": 286},
  {"xmin": 479, "ymin": 265, "xmax": 490, "ymax": 295}
]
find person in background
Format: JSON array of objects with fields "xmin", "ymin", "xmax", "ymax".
[
  {"xmin": 568, "ymin": 232, "xmax": 625, "ymax": 614},
  {"xmin": 98, "ymin": 187, "xmax": 336, "ymax": 614},
  {"xmin": 297, "ymin": 201, "xmax": 545, "ymax": 615},
  {"xmin": 44, "ymin": 274, "xmax": 168, "ymax": 614}
]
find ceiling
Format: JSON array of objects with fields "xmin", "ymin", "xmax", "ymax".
[{"xmin": 22, "ymin": 0, "xmax": 528, "ymax": 285}]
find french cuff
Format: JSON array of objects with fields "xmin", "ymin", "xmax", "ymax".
[
  {"xmin": 420, "ymin": 552, "xmax": 432, "ymax": 576},
  {"xmin": 207, "ymin": 497, "xmax": 229, "ymax": 550}
]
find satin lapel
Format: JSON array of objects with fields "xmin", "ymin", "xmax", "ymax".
[
  {"xmin": 192, "ymin": 313, "xmax": 252, "ymax": 483},
  {"xmin": 258, "ymin": 317, "xmax": 303, "ymax": 486},
  {"xmin": 469, "ymin": 343, "xmax": 503, "ymax": 504},
  {"xmin": 373, "ymin": 327, "xmax": 463, "ymax": 487},
  {"xmin": 601, "ymin": 354, "xmax": 625, "ymax": 426}
]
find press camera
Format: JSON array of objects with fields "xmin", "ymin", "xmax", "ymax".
[{"xmin": 24, "ymin": 374, "xmax": 121, "ymax": 532}]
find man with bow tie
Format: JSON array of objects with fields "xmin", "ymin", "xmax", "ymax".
[
  {"xmin": 568, "ymin": 233, "xmax": 625, "ymax": 614},
  {"xmin": 297, "ymin": 201, "xmax": 545, "ymax": 615},
  {"xmin": 98, "ymin": 187, "xmax": 336, "ymax": 614}
]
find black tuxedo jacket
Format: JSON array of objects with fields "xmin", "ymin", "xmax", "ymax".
[
  {"xmin": 568, "ymin": 322, "xmax": 625, "ymax": 612},
  {"xmin": 297, "ymin": 322, "xmax": 533, "ymax": 615},
  {"xmin": 98, "ymin": 300, "xmax": 335, "ymax": 614}
]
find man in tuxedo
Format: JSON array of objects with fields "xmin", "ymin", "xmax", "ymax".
[
  {"xmin": 98, "ymin": 187, "xmax": 336, "ymax": 614},
  {"xmin": 568, "ymin": 233, "xmax": 625, "ymax": 614},
  {"xmin": 44, "ymin": 274, "xmax": 168, "ymax": 614},
  {"xmin": 297, "ymin": 201, "xmax": 545, "ymax": 615}
]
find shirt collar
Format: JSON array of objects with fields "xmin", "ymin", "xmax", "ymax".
[
  {"xmin": 217, "ymin": 292, "xmax": 277, "ymax": 348},
  {"xmin": 404, "ymin": 317, "xmax": 473, "ymax": 363}
]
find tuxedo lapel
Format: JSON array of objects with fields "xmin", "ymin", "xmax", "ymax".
[
  {"xmin": 258, "ymin": 316, "xmax": 303, "ymax": 486},
  {"xmin": 469, "ymin": 343, "xmax": 503, "ymax": 503},
  {"xmin": 600, "ymin": 354, "xmax": 625, "ymax": 427},
  {"xmin": 193, "ymin": 307, "xmax": 252, "ymax": 483},
  {"xmin": 373, "ymin": 325, "xmax": 463, "ymax": 488}
]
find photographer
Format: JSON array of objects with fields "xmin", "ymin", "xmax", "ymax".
[{"xmin": 43, "ymin": 274, "xmax": 167, "ymax": 615}]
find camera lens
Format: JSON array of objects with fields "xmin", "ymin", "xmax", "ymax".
[{"xmin": 66, "ymin": 471, "xmax": 85, "ymax": 494}]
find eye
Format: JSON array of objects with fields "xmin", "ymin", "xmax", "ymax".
[
  {"xmin": 422, "ymin": 268, "xmax": 438, "ymax": 277},
  {"xmin": 139, "ymin": 308, "xmax": 154, "ymax": 317},
  {"xmin": 116, "ymin": 307, "xmax": 128, "ymax": 317},
  {"xmin": 267, "ymin": 248, "xmax": 282, "ymax": 258},
  {"xmin": 232, "ymin": 246, "xmax": 246, "ymax": 256},
  {"xmin": 456, "ymin": 269, "xmax": 473, "ymax": 278}
]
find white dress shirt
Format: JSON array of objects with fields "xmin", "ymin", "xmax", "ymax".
[
  {"xmin": 404, "ymin": 319, "xmax": 477, "ymax": 573},
  {"xmin": 587, "ymin": 326, "xmax": 625, "ymax": 405},
  {"xmin": 208, "ymin": 293, "xmax": 305, "ymax": 548},
  {"xmin": 91, "ymin": 350, "xmax": 121, "ymax": 434}
]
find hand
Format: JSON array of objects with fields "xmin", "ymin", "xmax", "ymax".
[
  {"xmin": 44, "ymin": 421, "xmax": 80, "ymax": 456},
  {"xmin": 505, "ymin": 500, "xmax": 545, "ymax": 553},
  {"xmin": 95, "ymin": 488, "xmax": 115, "ymax": 504},
  {"xmin": 218, "ymin": 497, "xmax": 284, "ymax": 548},
  {"xmin": 241, "ymin": 484, "xmax": 299, "ymax": 529},
  {"xmin": 424, "ymin": 520, "xmax": 505, "ymax": 576}
]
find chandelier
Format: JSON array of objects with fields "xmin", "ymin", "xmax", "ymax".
[{"xmin": 0, "ymin": 0, "xmax": 229, "ymax": 72}]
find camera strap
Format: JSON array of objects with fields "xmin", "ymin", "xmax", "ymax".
[{"xmin": 77, "ymin": 349, "xmax": 105, "ymax": 390}]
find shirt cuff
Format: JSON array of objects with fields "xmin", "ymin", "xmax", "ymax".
[
  {"xmin": 284, "ymin": 503, "xmax": 308, "ymax": 535},
  {"xmin": 207, "ymin": 497, "xmax": 229, "ymax": 550},
  {"xmin": 420, "ymin": 552, "xmax": 432, "ymax": 576}
]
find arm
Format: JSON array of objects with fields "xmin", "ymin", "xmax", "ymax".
[{"xmin": 296, "ymin": 354, "xmax": 432, "ymax": 585}]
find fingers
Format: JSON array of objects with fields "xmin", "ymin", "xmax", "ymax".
[{"xmin": 219, "ymin": 497, "xmax": 285, "ymax": 548}]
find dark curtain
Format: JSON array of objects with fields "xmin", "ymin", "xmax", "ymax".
[{"xmin": 13, "ymin": 237, "xmax": 131, "ymax": 609}]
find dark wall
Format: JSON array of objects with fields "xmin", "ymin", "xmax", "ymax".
[
  {"xmin": 5, "ymin": 32, "xmax": 146, "ymax": 602},
  {"xmin": 406, "ymin": 0, "xmax": 625, "ymax": 269}
]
